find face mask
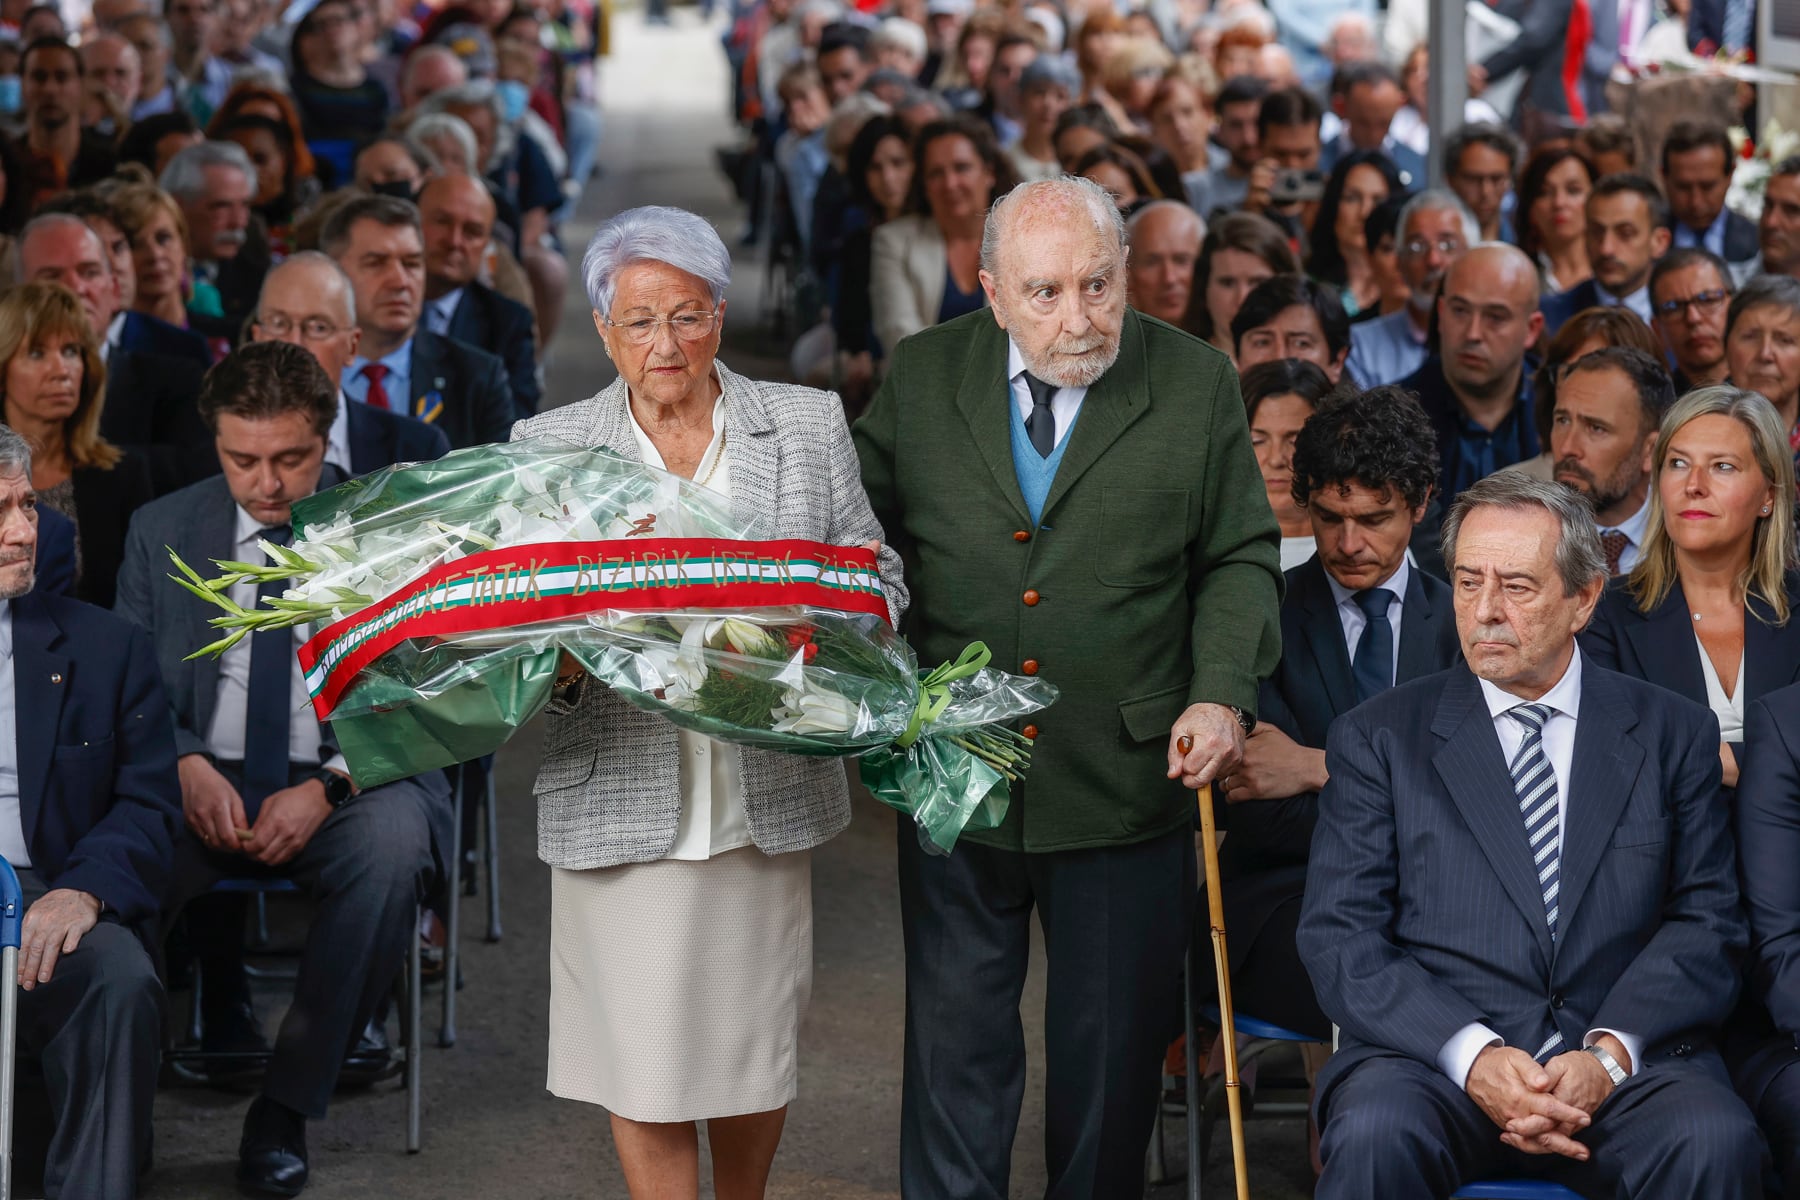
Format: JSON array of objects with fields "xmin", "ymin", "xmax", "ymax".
[
  {"xmin": 0, "ymin": 77, "xmax": 22, "ymax": 115},
  {"xmin": 496, "ymin": 79, "xmax": 530, "ymax": 124},
  {"xmin": 371, "ymin": 179, "xmax": 417, "ymax": 201}
]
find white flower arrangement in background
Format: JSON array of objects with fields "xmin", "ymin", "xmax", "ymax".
[{"xmin": 1728, "ymin": 120, "xmax": 1800, "ymax": 221}]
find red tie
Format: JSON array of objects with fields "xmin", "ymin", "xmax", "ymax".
[{"xmin": 361, "ymin": 363, "xmax": 390, "ymax": 411}]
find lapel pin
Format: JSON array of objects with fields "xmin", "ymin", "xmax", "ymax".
[{"xmin": 49, "ymin": 672, "xmax": 62, "ymax": 684}]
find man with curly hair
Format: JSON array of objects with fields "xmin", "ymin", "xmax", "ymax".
[{"xmin": 1215, "ymin": 384, "xmax": 1461, "ymax": 1038}]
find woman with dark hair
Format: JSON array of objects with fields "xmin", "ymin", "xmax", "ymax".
[
  {"xmin": 116, "ymin": 111, "xmax": 202, "ymax": 177},
  {"xmin": 1071, "ymin": 141, "xmax": 1160, "ymax": 214},
  {"xmin": 1305, "ymin": 149, "xmax": 1404, "ymax": 320},
  {"xmin": 207, "ymin": 83, "xmax": 322, "ymax": 194},
  {"xmin": 1517, "ymin": 144, "xmax": 1594, "ymax": 293},
  {"xmin": 1241, "ymin": 358, "xmax": 1340, "ymax": 570},
  {"xmin": 870, "ymin": 115, "xmax": 1019, "ymax": 353},
  {"xmin": 1181, "ymin": 211, "xmax": 1300, "ymax": 363},
  {"xmin": 1051, "ymin": 102, "xmax": 1120, "ymax": 172},
  {"xmin": 214, "ymin": 114, "xmax": 319, "ymax": 249},
  {"xmin": 834, "ymin": 115, "xmax": 913, "ymax": 414}
]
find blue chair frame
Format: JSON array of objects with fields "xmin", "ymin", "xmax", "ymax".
[
  {"xmin": 1454, "ymin": 1183, "xmax": 1585, "ymax": 1199},
  {"xmin": 0, "ymin": 856, "xmax": 20, "ymax": 1200}
]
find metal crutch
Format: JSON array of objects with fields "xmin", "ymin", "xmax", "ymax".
[{"xmin": 0, "ymin": 855, "xmax": 23, "ymax": 1200}]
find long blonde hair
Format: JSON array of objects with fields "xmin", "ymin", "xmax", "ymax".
[{"xmin": 1629, "ymin": 385, "xmax": 1796, "ymax": 625}]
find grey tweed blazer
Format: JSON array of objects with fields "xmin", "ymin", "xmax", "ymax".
[{"xmin": 512, "ymin": 361, "xmax": 909, "ymax": 870}]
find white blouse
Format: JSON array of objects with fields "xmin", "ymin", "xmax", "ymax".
[
  {"xmin": 1694, "ymin": 631, "xmax": 1746, "ymax": 745},
  {"xmin": 627, "ymin": 394, "xmax": 753, "ymax": 860}
]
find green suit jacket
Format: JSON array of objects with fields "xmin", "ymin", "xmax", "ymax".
[{"xmin": 853, "ymin": 307, "xmax": 1284, "ymax": 852}]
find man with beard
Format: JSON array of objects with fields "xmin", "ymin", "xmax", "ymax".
[
  {"xmin": 1541, "ymin": 175, "xmax": 1673, "ymax": 338},
  {"xmin": 1401, "ymin": 243, "xmax": 1546, "ymax": 500},
  {"xmin": 1650, "ymin": 248, "xmax": 1733, "ymax": 394},
  {"xmin": 1202, "ymin": 74, "xmax": 1268, "ymax": 215},
  {"xmin": 12, "ymin": 39, "xmax": 117, "ymax": 208},
  {"xmin": 1124, "ymin": 200, "xmax": 1204, "ymax": 326},
  {"xmin": 1347, "ymin": 190, "xmax": 1478, "ymax": 387},
  {"xmin": 1549, "ymin": 347, "xmax": 1673, "ymax": 575},
  {"xmin": 1753, "ymin": 158, "xmax": 1800, "ymax": 283},
  {"xmin": 159, "ymin": 140, "xmax": 266, "ymax": 338},
  {"xmin": 854, "ymin": 175, "xmax": 1283, "ymax": 1198}
]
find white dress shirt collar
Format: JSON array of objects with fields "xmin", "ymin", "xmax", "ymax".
[
  {"xmin": 1601, "ymin": 495, "xmax": 1654, "ymax": 573},
  {"xmin": 1594, "ymin": 280, "xmax": 1653, "ymax": 326},
  {"xmin": 1477, "ymin": 643, "xmax": 1584, "ymax": 727},
  {"xmin": 1005, "ymin": 339, "xmax": 1088, "ymax": 449},
  {"xmin": 325, "ymin": 389, "xmax": 353, "ymax": 476},
  {"xmin": 1324, "ymin": 556, "xmax": 1410, "ymax": 674}
]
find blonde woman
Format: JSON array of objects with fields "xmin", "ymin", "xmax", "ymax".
[
  {"xmin": 1583, "ymin": 385, "xmax": 1800, "ymax": 789},
  {"xmin": 106, "ymin": 179, "xmax": 198, "ymax": 336},
  {"xmin": 0, "ymin": 281, "xmax": 152, "ymax": 606},
  {"xmin": 1097, "ymin": 36, "xmax": 1174, "ymax": 133}
]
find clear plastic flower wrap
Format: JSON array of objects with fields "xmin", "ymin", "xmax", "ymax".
[{"xmin": 169, "ymin": 439, "xmax": 1058, "ymax": 852}]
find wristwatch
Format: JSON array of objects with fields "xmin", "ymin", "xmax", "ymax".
[
  {"xmin": 312, "ymin": 767, "xmax": 355, "ymax": 810},
  {"xmin": 1584, "ymin": 1043, "xmax": 1628, "ymax": 1086},
  {"xmin": 1227, "ymin": 705, "xmax": 1255, "ymax": 736}
]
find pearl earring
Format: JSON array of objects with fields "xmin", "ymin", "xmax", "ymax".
[{"xmin": 1764, "ymin": 506, "xmax": 1772, "ymax": 515}]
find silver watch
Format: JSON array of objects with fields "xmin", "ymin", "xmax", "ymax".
[{"xmin": 1584, "ymin": 1043, "xmax": 1627, "ymax": 1086}]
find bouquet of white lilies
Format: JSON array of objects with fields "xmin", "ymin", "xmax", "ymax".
[{"xmin": 170, "ymin": 440, "xmax": 1056, "ymax": 852}]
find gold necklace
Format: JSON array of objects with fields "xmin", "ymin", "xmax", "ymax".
[{"xmin": 696, "ymin": 429, "xmax": 726, "ymax": 489}]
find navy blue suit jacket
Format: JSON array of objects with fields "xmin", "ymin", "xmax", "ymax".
[
  {"xmin": 1298, "ymin": 659, "xmax": 1745, "ymax": 1113},
  {"xmin": 444, "ymin": 281, "xmax": 540, "ymax": 420},
  {"xmin": 117, "ymin": 310, "xmax": 211, "ymax": 368},
  {"xmin": 1538, "ymin": 279, "xmax": 1605, "ymax": 340},
  {"xmin": 345, "ymin": 399, "xmax": 452, "ymax": 475},
  {"xmin": 1737, "ymin": 681, "xmax": 1800, "ymax": 1102},
  {"xmin": 1319, "ymin": 135, "xmax": 1428, "ymax": 191},
  {"xmin": 11, "ymin": 591, "xmax": 182, "ymax": 927},
  {"xmin": 1580, "ymin": 570, "xmax": 1800, "ymax": 763},
  {"xmin": 407, "ymin": 329, "xmax": 514, "ymax": 451},
  {"xmin": 31, "ymin": 505, "xmax": 75, "ymax": 597},
  {"xmin": 1221, "ymin": 556, "xmax": 1460, "ymax": 967}
]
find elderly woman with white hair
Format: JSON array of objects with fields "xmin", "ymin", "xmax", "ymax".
[{"xmin": 514, "ymin": 205, "xmax": 906, "ymax": 1198}]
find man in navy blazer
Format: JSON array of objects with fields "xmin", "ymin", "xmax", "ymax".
[
  {"xmin": 1297, "ymin": 472, "xmax": 1761, "ymax": 1199},
  {"xmin": 1539, "ymin": 175, "xmax": 1672, "ymax": 339},
  {"xmin": 1663, "ymin": 121, "xmax": 1761, "ymax": 272},
  {"xmin": 1218, "ymin": 386, "xmax": 1460, "ymax": 1037},
  {"xmin": 0, "ymin": 426, "xmax": 182, "ymax": 1199}
]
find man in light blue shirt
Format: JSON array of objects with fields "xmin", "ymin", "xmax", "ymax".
[{"xmin": 1346, "ymin": 190, "xmax": 1477, "ymax": 387}]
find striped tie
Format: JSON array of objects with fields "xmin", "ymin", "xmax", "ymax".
[{"xmin": 1510, "ymin": 702, "xmax": 1565, "ymax": 1061}]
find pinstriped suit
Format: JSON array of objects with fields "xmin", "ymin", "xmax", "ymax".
[{"xmin": 1297, "ymin": 658, "xmax": 1763, "ymax": 1198}]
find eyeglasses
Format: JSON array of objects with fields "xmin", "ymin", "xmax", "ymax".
[
  {"xmin": 1400, "ymin": 236, "xmax": 1465, "ymax": 258},
  {"xmin": 1653, "ymin": 288, "xmax": 1730, "ymax": 319},
  {"xmin": 603, "ymin": 310, "xmax": 720, "ymax": 345},
  {"xmin": 256, "ymin": 313, "xmax": 343, "ymax": 342}
]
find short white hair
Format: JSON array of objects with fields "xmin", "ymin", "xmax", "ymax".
[
  {"xmin": 159, "ymin": 139, "xmax": 256, "ymax": 199},
  {"xmin": 582, "ymin": 206, "xmax": 732, "ymax": 316},
  {"xmin": 406, "ymin": 112, "xmax": 479, "ymax": 175},
  {"xmin": 1398, "ymin": 188, "xmax": 1480, "ymax": 248},
  {"xmin": 980, "ymin": 176, "xmax": 1125, "ymax": 277},
  {"xmin": 870, "ymin": 16, "xmax": 926, "ymax": 60}
]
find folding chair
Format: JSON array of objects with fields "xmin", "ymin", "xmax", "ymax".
[
  {"xmin": 0, "ymin": 856, "xmax": 20, "ymax": 1200},
  {"xmin": 1454, "ymin": 1183, "xmax": 1585, "ymax": 1199}
]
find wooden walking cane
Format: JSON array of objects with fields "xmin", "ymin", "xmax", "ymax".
[{"xmin": 1179, "ymin": 735, "xmax": 1250, "ymax": 1200}]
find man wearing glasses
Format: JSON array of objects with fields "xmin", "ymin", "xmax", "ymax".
[
  {"xmin": 1345, "ymin": 190, "xmax": 1478, "ymax": 387},
  {"xmin": 1649, "ymin": 248, "xmax": 1734, "ymax": 395}
]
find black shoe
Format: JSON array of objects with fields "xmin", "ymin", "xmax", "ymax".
[
  {"xmin": 237, "ymin": 1096, "xmax": 308, "ymax": 1196},
  {"xmin": 337, "ymin": 1018, "xmax": 398, "ymax": 1086}
]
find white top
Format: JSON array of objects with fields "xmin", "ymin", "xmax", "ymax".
[
  {"xmin": 1325, "ymin": 556, "xmax": 1410, "ymax": 686},
  {"xmin": 1694, "ymin": 631, "xmax": 1745, "ymax": 744},
  {"xmin": 1437, "ymin": 651, "xmax": 1644, "ymax": 1088},
  {"xmin": 1279, "ymin": 535, "xmax": 1316, "ymax": 572},
  {"xmin": 1006, "ymin": 339, "xmax": 1088, "ymax": 450},
  {"xmin": 207, "ymin": 506, "xmax": 347, "ymax": 774},
  {"xmin": 0, "ymin": 602, "xmax": 25, "ymax": 868},
  {"xmin": 627, "ymin": 392, "xmax": 752, "ymax": 861}
]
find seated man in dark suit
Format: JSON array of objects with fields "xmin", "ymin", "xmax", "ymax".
[
  {"xmin": 321, "ymin": 194, "xmax": 513, "ymax": 451},
  {"xmin": 418, "ymin": 174, "xmax": 541, "ymax": 421},
  {"xmin": 1734, "ymin": 682, "xmax": 1800, "ymax": 1197},
  {"xmin": 15, "ymin": 213, "xmax": 211, "ymax": 495},
  {"xmin": 248, "ymin": 252, "xmax": 453, "ymax": 476},
  {"xmin": 114, "ymin": 342, "xmax": 451, "ymax": 1197},
  {"xmin": 1297, "ymin": 472, "xmax": 1760, "ymax": 1199},
  {"xmin": 1219, "ymin": 386, "xmax": 1460, "ymax": 1038},
  {"xmin": 0, "ymin": 424, "xmax": 183, "ymax": 1199}
]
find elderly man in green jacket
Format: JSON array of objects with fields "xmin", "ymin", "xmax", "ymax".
[{"xmin": 854, "ymin": 175, "xmax": 1283, "ymax": 1198}]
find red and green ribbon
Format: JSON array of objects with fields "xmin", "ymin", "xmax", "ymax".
[{"xmin": 298, "ymin": 537, "xmax": 887, "ymax": 719}]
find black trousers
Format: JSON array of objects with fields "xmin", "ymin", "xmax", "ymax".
[
  {"xmin": 15, "ymin": 867, "xmax": 162, "ymax": 1200},
  {"xmin": 896, "ymin": 816, "xmax": 1195, "ymax": 1200},
  {"xmin": 164, "ymin": 770, "xmax": 439, "ymax": 1118},
  {"xmin": 1758, "ymin": 1058, "xmax": 1800, "ymax": 1197},
  {"xmin": 1317, "ymin": 1051, "xmax": 1765, "ymax": 1200}
]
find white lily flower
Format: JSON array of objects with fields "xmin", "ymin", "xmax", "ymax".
[{"xmin": 771, "ymin": 688, "xmax": 861, "ymax": 735}]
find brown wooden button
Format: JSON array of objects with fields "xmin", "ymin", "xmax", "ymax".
[
  {"xmin": 1013, "ymin": 530, "xmax": 1030, "ymax": 542},
  {"xmin": 1022, "ymin": 724, "xmax": 1039, "ymax": 740},
  {"xmin": 1022, "ymin": 589, "xmax": 1039, "ymax": 606},
  {"xmin": 1021, "ymin": 659, "xmax": 1039, "ymax": 675}
]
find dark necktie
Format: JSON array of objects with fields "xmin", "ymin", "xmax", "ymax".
[
  {"xmin": 1599, "ymin": 530, "xmax": 1629, "ymax": 577},
  {"xmin": 1023, "ymin": 372, "xmax": 1058, "ymax": 458},
  {"xmin": 1350, "ymin": 587, "xmax": 1396, "ymax": 704},
  {"xmin": 242, "ymin": 524, "xmax": 293, "ymax": 818},
  {"xmin": 361, "ymin": 362, "xmax": 391, "ymax": 411}
]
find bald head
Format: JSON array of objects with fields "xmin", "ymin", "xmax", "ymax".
[
  {"xmin": 1438, "ymin": 242, "xmax": 1545, "ymax": 402},
  {"xmin": 1126, "ymin": 200, "xmax": 1204, "ymax": 325},
  {"xmin": 255, "ymin": 252, "xmax": 362, "ymax": 381},
  {"xmin": 82, "ymin": 33, "xmax": 142, "ymax": 110},
  {"xmin": 402, "ymin": 45, "xmax": 468, "ymax": 109},
  {"xmin": 419, "ymin": 172, "xmax": 497, "ymax": 296}
]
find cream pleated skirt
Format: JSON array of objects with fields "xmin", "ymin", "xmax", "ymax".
[{"xmin": 546, "ymin": 845, "xmax": 813, "ymax": 1122}]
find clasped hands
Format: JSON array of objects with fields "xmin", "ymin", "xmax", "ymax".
[
  {"xmin": 178, "ymin": 753, "xmax": 335, "ymax": 867},
  {"xmin": 1466, "ymin": 1037, "xmax": 1629, "ymax": 1161}
]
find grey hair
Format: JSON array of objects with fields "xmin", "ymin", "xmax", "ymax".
[
  {"xmin": 405, "ymin": 113, "xmax": 478, "ymax": 175},
  {"xmin": 260, "ymin": 250, "xmax": 357, "ymax": 325},
  {"xmin": 1018, "ymin": 54, "xmax": 1080, "ymax": 97},
  {"xmin": 415, "ymin": 81, "xmax": 511, "ymax": 168},
  {"xmin": 1397, "ymin": 188, "xmax": 1479, "ymax": 248},
  {"xmin": 980, "ymin": 176, "xmax": 1126, "ymax": 277},
  {"xmin": 870, "ymin": 15, "xmax": 926, "ymax": 60},
  {"xmin": 1126, "ymin": 198, "xmax": 1204, "ymax": 243},
  {"xmin": 0, "ymin": 426, "xmax": 30, "ymax": 479},
  {"xmin": 1440, "ymin": 473, "xmax": 1608, "ymax": 597},
  {"xmin": 402, "ymin": 43, "xmax": 466, "ymax": 90},
  {"xmin": 158, "ymin": 139, "xmax": 256, "ymax": 200},
  {"xmin": 581, "ymin": 206, "xmax": 732, "ymax": 315},
  {"xmin": 14, "ymin": 213, "xmax": 106, "ymax": 284},
  {"xmin": 229, "ymin": 65, "xmax": 289, "ymax": 94}
]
